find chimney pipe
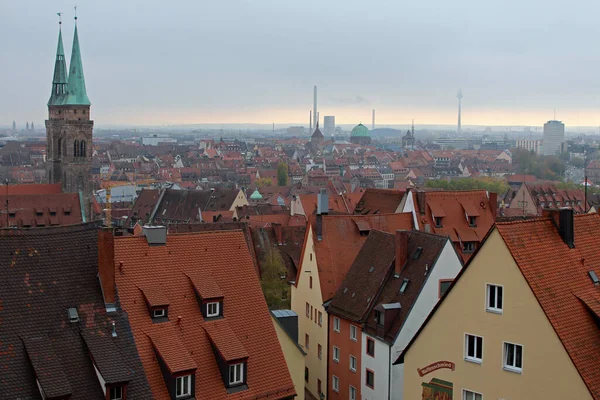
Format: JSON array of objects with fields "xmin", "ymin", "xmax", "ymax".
[
  {"xmin": 98, "ymin": 228, "xmax": 116, "ymax": 310},
  {"xmin": 489, "ymin": 192, "xmax": 498, "ymax": 221},
  {"xmin": 395, "ymin": 230, "xmax": 409, "ymax": 278},
  {"xmin": 143, "ymin": 225, "xmax": 168, "ymax": 246},
  {"xmin": 543, "ymin": 208, "xmax": 575, "ymax": 248},
  {"xmin": 416, "ymin": 191, "xmax": 426, "ymax": 215},
  {"xmin": 317, "ymin": 188, "xmax": 328, "ymax": 215}
]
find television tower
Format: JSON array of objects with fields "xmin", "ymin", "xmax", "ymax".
[
  {"xmin": 457, "ymin": 89, "xmax": 463, "ymax": 134},
  {"xmin": 313, "ymin": 85, "xmax": 318, "ymax": 129}
]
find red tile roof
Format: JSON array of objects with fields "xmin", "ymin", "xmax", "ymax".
[
  {"xmin": 496, "ymin": 214, "xmax": 600, "ymax": 399},
  {"xmin": 114, "ymin": 230, "xmax": 295, "ymax": 399},
  {"xmin": 301, "ymin": 213, "xmax": 414, "ymax": 301},
  {"xmin": 5, "ymin": 183, "xmax": 62, "ymax": 195},
  {"xmin": 353, "ymin": 188, "xmax": 404, "ymax": 215},
  {"xmin": 0, "ymin": 193, "xmax": 83, "ymax": 228},
  {"xmin": 148, "ymin": 325, "xmax": 198, "ymax": 374},
  {"xmin": 204, "ymin": 319, "xmax": 250, "ymax": 362}
]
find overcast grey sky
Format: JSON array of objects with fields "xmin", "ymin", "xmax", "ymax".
[{"xmin": 2, "ymin": 0, "xmax": 600, "ymax": 127}]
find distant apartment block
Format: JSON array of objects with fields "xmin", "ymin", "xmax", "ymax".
[
  {"xmin": 142, "ymin": 135, "xmax": 177, "ymax": 146},
  {"xmin": 516, "ymin": 139, "xmax": 541, "ymax": 155},
  {"xmin": 542, "ymin": 120, "xmax": 565, "ymax": 156},
  {"xmin": 323, "ymin": 116, "xmax": 335, "ymax": 136}
]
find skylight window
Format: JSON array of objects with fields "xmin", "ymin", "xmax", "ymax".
[
  {"xmin": 413, "ymin": 247, "xmax": 423, "ymax": 260},
  {"xmin": 399, "ymin": 279, "xmax": 410, "ymax": 294}
]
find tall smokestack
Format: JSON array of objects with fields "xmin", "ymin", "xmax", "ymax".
[
  {"xmin": 313, "ymin": 85, "xmax": 318, "ymax": 130},
  {"xmin": 372, "ymin": 109, "xmax": 375, "ymax": 130},
  {"xmin": 310, "ymin": 110, "xmax": 312, "ymax": 132},
  {"xmin": 457, "ymin": 89, "xmax": 463, "ymax": 134}
]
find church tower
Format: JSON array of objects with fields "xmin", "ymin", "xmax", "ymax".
[{"xmin": 46, "ymin": 14, "xmax": 93, "ymax": 217}]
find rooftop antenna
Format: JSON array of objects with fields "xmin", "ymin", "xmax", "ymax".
[
  {"xmin": 57, "ymin": 12, "xmax": 62, "ymax": 25},
  {"xmin": 74, "ymin": 5, "xmax": 77, "ymax": 21}
]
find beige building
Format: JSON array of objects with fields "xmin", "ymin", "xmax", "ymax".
[
  {"xmin": 397, "ymin": 210, "xmax": 600, "ymax": 400},
  {"xmin": 292, "ymin": 224, "xmax": 328, "ymax": 399},
  {"xmin": 271, "ymin": 313, "xmax": 306, "ymax": 400}
]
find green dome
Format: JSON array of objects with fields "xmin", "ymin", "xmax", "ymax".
[
  {"xmin": 351, "ymin": 123, "xmax": 370, "ymax": 137},
  {"xmin": 250, "ymin": 189, "xmax": 263, "ymax": 200}
]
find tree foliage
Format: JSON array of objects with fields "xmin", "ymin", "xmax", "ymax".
[
  {"xmin": 255, "ymin": 177, "xmax": 273, "ymax": 187},
  {"xmin": 512, "ymin": 148, "xmax": 566, "ymax": 180},
  {"xmin": 260, "ymin": 246, "xmax": 290, "ymax": 309},
  {"xmin": 277, "ymin": 162, "xmax": 289, "ymax": 186},
  {"xmin": 425, "ymin": 177, "xmax": 509, "ymax": 194}
]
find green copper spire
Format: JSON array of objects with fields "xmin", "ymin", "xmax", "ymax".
[
  {"xmin": 64, "ymin": 19, "xmax": 91, "ymax": 106},
  {"xmin": 48, "ymin": 23, "xmax": 68, "ymax": 106}
]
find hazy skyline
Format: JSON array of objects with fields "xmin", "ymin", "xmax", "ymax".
[{"xmin": 3, "ymin": 0, "xmax": 600, "ymax": 128}]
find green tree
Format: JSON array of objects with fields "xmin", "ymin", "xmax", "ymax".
[
  {"xmin": 277, "ymin": 162, "xmax": 289, "ymax": 186},
  {"xmin": 260, "ymin": 246, "xmax": 291, "ymax": 309},
  {"xmin": 255, "ymin": 177, "xmax": 273, "ymax": 187},
  {"xmin": 425, "ymin": 177, "xmax": 509, "ymax": 194}
]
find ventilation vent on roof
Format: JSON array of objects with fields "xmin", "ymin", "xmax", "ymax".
[
  {"xmin": 369, "ymin": 266, "xmax": 375, "ymax": 273},
  {"xmin": 343, "ymin": 287, "xmax": 348, "ymax": 294},
  {"xmin": 589, "ymin": 271, "xmax": 600, "ymax": 286},
  {"xmin": 68, "ymin": 308, "xmax": 79, "ymax": 323}
]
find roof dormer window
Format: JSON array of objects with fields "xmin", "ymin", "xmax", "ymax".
[
  {"xmin": 207, "ymin": 302, "xmax": 220, "ymax": 318},
  {"xmin": 435, "ymin": 217, "xmax": 443, "ymax": 228},
  {"xmin": 229, "ymin": 363, "xmax": 245, "ymax": 386},
  {"xmin": 140, "ymin": 286, "xmax": 170, "ymax": 323},
  {"xmin": 469, "ymin": 216, "xmax": 477, "ymax": 227},
  {"xmin": 109, "ymin": 386, "xmax": 123, "ymax": 400},
  {"xmin": 152, "ymin": 308, "xmax": 166, "ymax": 319},
  {"xmin": 176, "ymin": 375, "xmax": 192, "ymax": 399}
]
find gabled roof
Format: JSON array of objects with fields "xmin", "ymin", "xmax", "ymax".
[
  {"xmin": 113, "ymin": 230, "xmax": 295, "ymax": 399},
  {"xmin": 0, "ymin": 224, "xmax": 152, "ymax": 399},
  {"xmin": 496, "ymin": 214, "xmax": 600, "ymax": 399},
  {"xmin": 303, "ymin": 213, "xmax": 414, "ymax": 301}
]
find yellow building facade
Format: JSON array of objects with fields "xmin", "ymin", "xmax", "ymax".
[
  {"xmin": 401, "ymin": 228, "xmax": 592, "ymax": 400},
  {"xmin": 271, "ymin": 315, "xmax": 306, "ymax": 400},
  {"xmin": 291, "ymin": 226, "xmax": 329, "ymax": 399}
]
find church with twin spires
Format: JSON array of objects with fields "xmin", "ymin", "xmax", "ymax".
[{"xmin": 45, "ymin": 15, "xmax": 93, "ymax": 218}]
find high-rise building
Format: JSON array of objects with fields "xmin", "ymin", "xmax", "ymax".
[
  {"xmin": 542, "ymin": 120, "xmax": 565, "ymax": 156},
  {"xmin": 313, "ymin": 85, "xmax": 318, "ymax": 129},
  {"xmin": 46, "ymin": 16, "xmax": 93, "ymax": 217},
  {"xmin": 323, "ymin": 116, "xmax": 335, "ymax": 136}
]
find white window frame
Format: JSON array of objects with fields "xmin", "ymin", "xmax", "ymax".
[
  {"xmin": 462, "ymin": 388, "xmax": 483, "ymax": 400},
  {"xmin": 207, "ymin": 302, "xmax": 220, "ymax": 318},
  {"xmin": 349, "ymin": 355, "xmax": 357, "ymax": 372},
  {"xmin": 332, "ymin": 375, "xmax": 339, "ymax": 392},
  {"xmin": 349, "ymin": 385, "xmax": 357, "ymax": 400},
  {"xmin": 333, "ymin": 346, "xmax": 340, "ymax": 362},
  {"xmin": 350, "ymin": 324, "xmax": 357, "ymax": 341},
  {"xmin": 503, "ymin": 342, "xmax": 523, "ymax": 373},
  {"xmin": 333, "ymin": 316, "xmax": 340, "ymax": 332},
  {"xmin": 228, "ymin": 362, "xmax": 244, "ymax": 385},
  {"xmin": 152, "ymin": 308, "xmax": 165, "ymax": 318},
  {"xmin": 486, "ymin": 284, "xmax": 503, "ymax": 314},
  {"xmin": 176, "ymin": 374, "xmax": 192, "ymax": 398},
  {"xmin": 110, "ymin": 386, "xmax": 123, "ymax": 400},
  {"xmin": 464, "ymin": 333, "xmax": 483, "ymax": 364}
]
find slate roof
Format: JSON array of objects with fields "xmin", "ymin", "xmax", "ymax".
[
  {"xmin": 353, "ymin": 188, "xmax": 404, "ymax": 215},
  {"xmin": 0, "ymin": 224, "xmax": 152, "ymax": 399},
  {"xmin": 362, "ymin": 231, "xmax": 448, "ymax": 344},
  {"xmin": 496, "ymin": 214, "xmax": 600, "ymax": 399},
  {"xmin": 0, "ymin": 192, "xmax": 83, "ymax": 228},
  {"xmin": 126, "ymin": 188, "xmax": 160, "ymax": 226},
  {"xmin": 156, "ymin": 188, "xmax": 242, "ymax": 223},
  {"xmin": 300, "ymin": 213, "xmax": 414, "ymax": 301},
  {"xmin": 113, "ymin": 230, "xmax": 295, "ymax": 399}
]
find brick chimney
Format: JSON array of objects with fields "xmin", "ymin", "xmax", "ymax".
[
  {"xmin": 98, "ymin": 228, "xmax": 116, "ymax": 310},
  {"xmin": 395, "ymin": 230, "xmax": 409, "ymax": 278},
  {"xmin": 543, "ymin": 208, "xmax": 575, "ymax": 248},
  {"xmin": 273, "ymin": 222, "xmax": 283, "ymax": 245},
  {"xmin": 489, "ymin": 192, "xmax": 498, "ymax": 220},
  {"xmin": 416, "ymin": 191, "xmax": 426, "ymax": 215}
]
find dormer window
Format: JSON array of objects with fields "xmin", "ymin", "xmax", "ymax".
[
  {"xmin": 469, "ymin": 216, "xmax": 477, "ymax": 227},
  {"xmin": 434, "ymin": 217, "xmax": 443, "ymax": 228},
  {"xmin": 152, "ymin": 308, "xmax": 166, "ymax": 319},
  {"xmin": 207, "ymin": 302, "xmax": 220, "ymax": 318},
  {"xmin": 229, "ymin": 363, "xmax": 244, "ymax": 386},
  {"xmin": 109, "ymin": 386, "xmax": 123, "ymax": 400},
  {"xmin": 140, "ymin": 286, "xmax": 169, "ymax": 323},
  {"xmin": 176, "ymin": 375, "xmax": 192, "ymax": 398},
  {"xmin": 399, "ymin": 279, "xmax": 410, "ymax": 294},
  {"xmin": 375, "ymin": 310, "xmax": 384, "ymax": 326}
]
